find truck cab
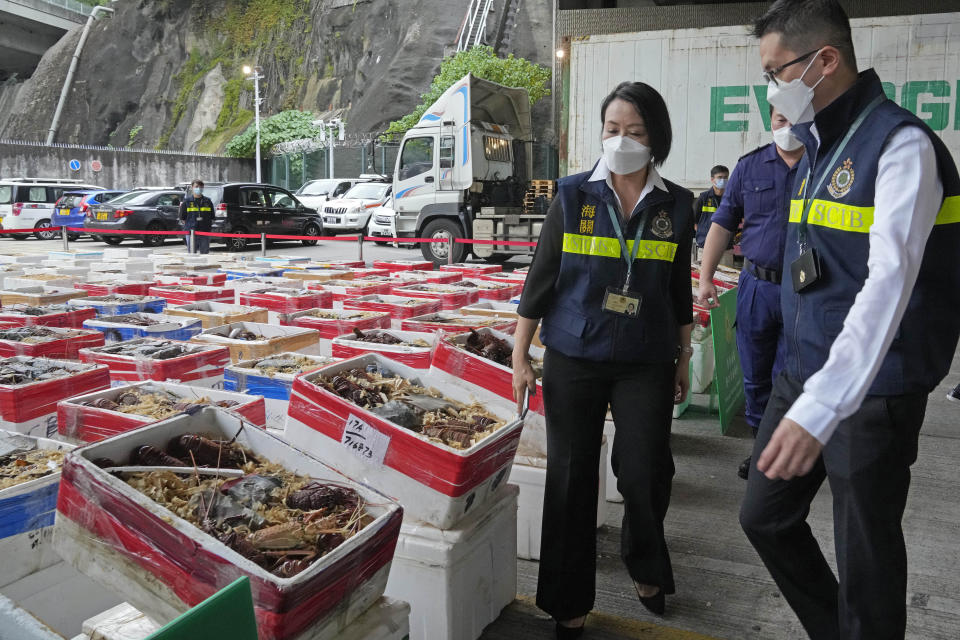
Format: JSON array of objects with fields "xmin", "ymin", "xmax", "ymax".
[{"xmin": 392, "ymin": 74, "xmax": 542, "ymax": 265}]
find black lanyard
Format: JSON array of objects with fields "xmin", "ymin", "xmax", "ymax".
[
  {"xmin": 797, "ymin": 94, "xmax": 884, "ymax": 249},
  {"xmin": 605, "ymin": 203, "xmax": 651, "ymax": 289}
]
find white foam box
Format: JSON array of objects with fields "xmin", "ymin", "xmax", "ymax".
[
  {"xmin": 39, "ymin": 261, "xmax": 96, "ymax": 272},
  {"xmin": 80, "ymin": 602, "xmax": 160, "ymax": 640},
  {"xmin": 0, "ymin": 287, "xmax": 86, "ymax": 307},
  {"xmin": 510, "ymin": 438, "xmax": 608, "ymax": 561},
  {"xmin": 331, "ymin": 329, "xmax": 435, "ymax": 371},
  {"xmin": 342, "ymin": 295, "xmax": 441, "ymax": 330},
  {"xmin": 48, "ymin": 251, "xmax": 103, "ymax": 260},
  {"xmin": 0, "ymin": 432, "xmax": 75, "ymax": 589},
  {"xmin": 279, "ymin": 309, "xmax": 391, "ymax": 357},
  {"xmin": 88, "ymin": 261, "xmax": 152, "ymax": 274},
  {"xmin": 102, "ymin": 248, "xmax": 153, "ymax": 260},
  {"xmin": 690, "ymin": 327, "xmax": 715, "ymax": 395},
  {"xmin": 163, "ymin": 302, "xmax": 268, "ymax": 329},
  {"xmin": 254, "ymin": 255, "xmax": 311, "ymax": 266},
  {"xmin": 224, "ymin": 353, "xmax": 341, "ymax": 433},
  {"xmin": 57, "ymin": 380, "xmax": 267, "ymax": 443},
  {"xmin": 52, "ymin": 407, "xmax": 404, "ymax": 640},
  {"xmin": 0, "ymin": 254, "xmax": 45, "ymax": 265},
  {"xmin": 191, "ymin": 322, "xmax": 322, "ymax": 362},
  {"xmin": 284, "ymin": 353, "xmax": 523, "ymax": 529},
  {"xmin": 5, "ymin": 276, "xmax": 80, "ymax": 290},
  {"xmin": 384, "ymin": 483, "xmax": 518, "ymax": 640},
  {"xmin": 336, "ymin": 597, "xmax": 409, "ymax": 640}
]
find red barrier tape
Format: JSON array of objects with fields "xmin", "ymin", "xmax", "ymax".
[
  {"xmin": 194, "ymin": 232, "xmax": 262, "ymax": 239},
  {"xmin": 262, "ymin": 234, "xmax": 360, "ymax": 242},
  {"xmin": 363, "ymin": 237, "xmax": 447, "ymax": 243},
  {"xmin": 66, "ymin": 227, "xmax": 187, "ymax": 236}
]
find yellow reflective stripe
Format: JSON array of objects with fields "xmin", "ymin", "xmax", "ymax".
[
  {"xmin": 187, "ymin": 206, "xmax": 199, "ymax": 212},
  {"xmin": 788, "ymin": 199, "xmax": 873, "ymax": 233},
  {"xmin": 701, "ymin": 206, "xmax": 717, "ymax": 212},
  {"xmin": 934, "ymin": 195, "xmax": 960, "ymax": 225},
  {"xmin": 198, "ymin": 207, "xmax": 212, "ymax": 212},
  {"xmin": 561, "ymin": 233, "xmax": 678, "ymax": 262}
]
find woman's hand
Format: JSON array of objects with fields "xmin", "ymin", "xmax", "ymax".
[
  {"xmin": 674, "ymin": 355, "xmax": 691, "ymax": 405},
  {"xmin": 512, "ymin": 350, "xmax": 537, "ymax": 414}
]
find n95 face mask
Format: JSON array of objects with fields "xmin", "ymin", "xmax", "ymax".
[
  {"xmin": 602, "ymin": 136, "xmax": 652, "ymax": 175},
  {"xmin": 766, "ymin": 48, "xmax": 825, "ymax": 125},
  {"xmin": 773, "ymin": 126, "xmax": 804, "ymax": 152}
]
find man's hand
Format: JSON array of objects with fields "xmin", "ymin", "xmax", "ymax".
[
  {"xmin": 674, "ymin": 355, "xmax": 691, "ymax": 405},
  {"xmin": 757, "ymin": 418, "xmax": 823, "ymax": 480},
  {"xmin": 512, "ymin": 351, "xmax": 537, "ymax": 415},
  {"xmin": 697, "ymin": 280, "xmax": 720, "ymax": 309}
]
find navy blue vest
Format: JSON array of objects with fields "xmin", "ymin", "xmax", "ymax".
[
  {"xmin": 540, "ymin": 168, "xmax": 694, "ymax": 363},
  {"xmin": 784, "ymin": 70, "xmax": 960, "ymax": 395}
]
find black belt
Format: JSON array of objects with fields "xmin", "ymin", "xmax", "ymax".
[{"xmin": 744, "ymin": 258, "xmax": 781, "ymax": 284}]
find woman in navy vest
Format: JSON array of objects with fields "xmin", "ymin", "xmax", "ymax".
[{"xmin": 513, "ymin": 82, "xmax": 695, "ymax": 637}]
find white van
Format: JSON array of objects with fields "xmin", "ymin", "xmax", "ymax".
[{"xmin": 0, "ymin": 178, "xmax": 101, "ymax": 240}]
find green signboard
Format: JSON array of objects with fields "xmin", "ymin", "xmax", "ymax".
[
  {"xmin": 710, "ymin": 288, "xmax": 744, "ymax": 434},
  {"xmin": 147, "ymin": 577, "xmax": 259, "ymax": 640}
]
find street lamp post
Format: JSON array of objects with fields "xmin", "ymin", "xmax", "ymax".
[{"xmin": 243, "ymin": 65, "xmax": 264, "ymax": 183}]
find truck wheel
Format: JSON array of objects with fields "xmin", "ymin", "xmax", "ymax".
[{"xmin": 420, "ymin": 219, "xmax": 466, "ymax": 265}]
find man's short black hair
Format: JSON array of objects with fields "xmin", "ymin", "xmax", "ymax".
[
  {"xmin": 711, "ymin": 165, "xmax": 729, "ymax": 177},
  {"xmin": 192, "ymin": 179, "xmax": 204, "ymax": 187},
  {"xmin": 752, "ymin": 0, "xmax": 857, "ymax": 71},
  {"xmin": 600, "ymin": 81, "xmax": 672, "ymax": 167}
]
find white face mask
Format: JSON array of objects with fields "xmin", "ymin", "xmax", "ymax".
[
  {"xmin": 766, "ymin": 48, "xmax": 825, "ymax": 125},
  {"xmin": 714, "ymin": 178, "xmax": 728, "ymax": 190},
  {"xmin": 602, "ymin": 136, "xmax": 652, "ymax": 175},
  {"xmin": 772, "ymin": 125, "xmax": 804, "ymax": 151}
]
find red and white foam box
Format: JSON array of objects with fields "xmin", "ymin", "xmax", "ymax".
[
  {"xmin": 432, "ymin": 328, "xmax": 547, "ymax": 458},
  {"xmin": 388, "ymin": 270, "xmax": 461, "ymax": 285},
  {"xmin": 53, "ymin": 407, "xmax": 403, "ymax": 640},
  {"xmin": 306, "ymin": 280, "xmax": 392, "ymax": 309},
  {"xmin": 347, "ymin": 268, "xmax": 390, "ymax": 279},
  {"xmin": 400, "ymin": 312, "xmax": 518, "ymax": 335},
  {"xmin": 389, "ymin": 283, "xmax": 476, "ymax": 310},
  {"xmin": 0, "ymin": 431, "xmax": 75, "ymax": 589},
  {"xmin": 0, "ymin": 357, "xmax": 110, "ymax": 437},
  {"xmin": 57, "ymin": 380, "xmax": 266, "ymax": 443},
  {"xmin": 148, "ymin": 285, "xmax": 234, "ymax": 306},
  {"xmin": 438, "ymin": 262, "xmax": 502, "ymax": 277},
  {"xmin": 0, "ymin": 305, "xmax": 97, "ymax": 329},
  {"xmin": 74, "ymin": 281, "xmax": 156, "ymax": 297},
  {"xmin": 371, "ymin": 260, "xmax": 434, "ymax": 273},
  {"xmin": 302, "ymin": 260, "xmax": 368, "ymax": 270},
  {"xmin": 0, "ymin": 327, "xmax": 104, "ymax": 360},
  {"xmin": 227, "ymin": 276, "xmax": 303, "ymax": 302},
  {"xmin": 191, "ymin": 322, "xmax": 322, "ymax": 362},
  {"xmin": 5, "ymin": 276, "xmax": 80, "ymax": 290},
  {"xmin": 331, "ymin": 330, "xmax": 435, "ymax": 370},
  {"xmin": 477, "ymin": 271, "xmax": 527, "ymax": 284},
  {"xmin": 284, "ymin": 353, "xmax": 523, "ymax": 529},
  {"xmin": 281, "ymin": 269, "xmax": 355, "ymax": 285},
  {"xmin": 78, "ymin": 338, "xmax": 231, "ymax": 388},
  {"xmin": 342, "ymin": 295, "xmax": 441, "ymax": 330},
  {"xmin": 155, "ymin": 271, "xmax": 228, "ymax": 287},
  {"xmin": 280, "ymin": 309, "xmax": 392, "ymax": 355},
  {"xmin": 237, "ymin": 288, "xmax": 333, "ymax": 324},
  {"xmin": 458, "ymin": 278, "xmax": 522, "ymax": 302}
]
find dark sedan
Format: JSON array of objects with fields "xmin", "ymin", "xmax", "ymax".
[{"xmin": 83, "ymin": 189, "xmax": 185, "ymax": 246}]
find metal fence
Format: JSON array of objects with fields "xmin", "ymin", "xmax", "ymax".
[{"xmin": 33, "ymin": 0, "xmax": 93, "ymax": 16}]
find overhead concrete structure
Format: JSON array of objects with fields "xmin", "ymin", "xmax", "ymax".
[{"xmin": 0, "ymin": 0, "xmax": 88, "ymax": 80}]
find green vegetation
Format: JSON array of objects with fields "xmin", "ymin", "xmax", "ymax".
[
  {"xmin": 383, "ymin": 46, "xmax": 551, "ymax": 140},
  {"xmin": 127, "ymin": 125, "xmax": 143, "ymax": 147},
  {"xmin": 225, "ymin": 110, "xmax": 323, "ymax": 158}
]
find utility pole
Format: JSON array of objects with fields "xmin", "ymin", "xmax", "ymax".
[{"xmin": 243, "ymin": 65, "xmax": 264, "ymax": 183}]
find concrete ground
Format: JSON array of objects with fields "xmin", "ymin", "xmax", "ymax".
[{"xmin": 6, "ymin": 235, "xmax": 960, "ymax": 639}]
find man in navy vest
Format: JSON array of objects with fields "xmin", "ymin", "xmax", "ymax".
[
  {"xmin": 179, "ymin": 179, "xmax": 214, "ymax": 254},
  {"xmin": 693, "ymin": 165, "xmax": 728, "ymax": 248},
  {"xmin": 697, "ymin": 107, "xmax": 804, "ymax": 480},
  {"xmin": 739, "ymin": 1, "xmax": 960, "ymax": 638}
]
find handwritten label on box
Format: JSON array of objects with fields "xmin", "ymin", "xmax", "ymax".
[{"xmin": 341, "ymin": 414, "xmax": 390, "ymax": 465}]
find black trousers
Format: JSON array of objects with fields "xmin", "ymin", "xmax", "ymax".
[
  {"xmin": 184, "ymin": 228, "xmax": 211, "ymax": 254},
  {"xmin": 740, "ymin": 373, "xmax": 928, "ymax": 640},
  {"xmin": 536, "ymin": 348, "xmax": 676, "ymax": 620}
]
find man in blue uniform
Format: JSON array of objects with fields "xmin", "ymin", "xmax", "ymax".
[
  {"xmin": 697, "ymin": 107, "xmax": 805, "ymax": 479},
  {"xmin": 178, "ymin": 179, "xmax": 214, "ymax": 254},
  {"xmin": 739, "ymin": 2, "xmax": 960, "ymax": 638},
  {"xmin": 693, "ymin": 165, "xmax": 728, "ymax": 248}
]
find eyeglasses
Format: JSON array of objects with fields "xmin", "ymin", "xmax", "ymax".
[{"xmin": 761, "ymin": 49, "xmax": 820, "ymax": 86}]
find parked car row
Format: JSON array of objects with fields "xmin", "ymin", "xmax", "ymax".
[{"xmin": 0, "ymin": 175, "xmax": 394, "ymax": 249}]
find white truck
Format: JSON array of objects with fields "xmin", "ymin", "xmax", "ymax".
[
  {"xmin": 387, "ymin": 73, "xmax": 544, "ymax": 265},
  {"xmin": 565, "ymin": 12, "xmax": 960, "ymax": 191}
]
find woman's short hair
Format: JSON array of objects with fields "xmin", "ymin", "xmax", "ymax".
[{"xmin": 600, "ymin": 82, "xmax": 672, "ymax": 167}]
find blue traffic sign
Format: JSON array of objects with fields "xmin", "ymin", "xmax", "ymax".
[{"xmin": 69, "ymin": 159, "xmax": 81, "ymax": 171}]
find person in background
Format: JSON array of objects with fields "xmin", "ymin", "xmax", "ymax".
[
  {"xmin": 512, "ymin": 81, "xmax": 694, "ymax": 638},
  {"xmin": 697, "ymin": 107, "xmax": 805, "ymax": 479},
  {"xmin": 179, "ymin": 179, "xmax": 214, "ymax": 254},
  {"xmin": 694, "ymin": 165, "xmax": 729, "ymax": 249},
  {"xmin": 740, "ymin": 1, "xmax": 960, "ymax": 638}
]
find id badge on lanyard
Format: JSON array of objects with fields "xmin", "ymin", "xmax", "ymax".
[
  {"xmin": 791, "ymin": 94, "xmax": 883, "ymax": 293},
  {"xmin": 601, "ymin": 203, "xmax": 649, "ymax": 318}
]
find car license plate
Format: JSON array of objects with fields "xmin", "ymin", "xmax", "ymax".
[
  {"xmin": 96, "ymin": 212, "xmax": 108, "ymax": 221},
  {"xmin": 60, "ymin": 209, "xmax": 70, "ymax": 217},
  {"xmin": 325, "ymin": 217, "xmax": 337, "ymax": 223}
]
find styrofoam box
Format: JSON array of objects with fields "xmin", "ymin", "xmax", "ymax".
[
  {"xmin": 89, "ymin": 261, "xmax": 153, "ymax": 274},
  {"xmin": 80, "ymin": 602, "xmax": 160, "ymax": 640},
  {"xmin": 83, "ymin": 313, "xmax": 202, "ymax": 343},
  {"xmin": 384, "ymin": 483, "xmax": 517, "ymax": 640},
  {"xmin": 102, "ymin": 248, "xmax": 154, "ymax": 260},
  {"xmin": 690, "ymin": 331, "xmax": 715, "ymax": 395},
  {"xmin": 224, "ymin": 353, "xmax": 340, "ymax": 433},
  {"xmin": 254, "ymin": 255, "xmax": 311, "ymax": 266},
  {"xmin": 5, "ymin": 276, "xmax": 80, "ymax": 290},
  {"xmin": 279, "ymin": 309, "xmax": 392, "ymax": 356},
  {"xmin": 191, "ymin": 322, "xmax": 322, "ymax": 361},
  {"xmin": 284, "ymin": 353, "xmax": 523, "ymax": 529},
  {"xmin": 337, "ymin": 597, "xmax": 410, "ymax": 640},
  {"xmin": 53, "ymin": 408, "xmax": 403, "ymax": 640},
  {"xmin": 509, "ymin": 437, "xmax": 607, "ymax": 561},
  {"xmin": 342, "ymin": 295, "xmax": 441, "ymax": 330},
  {"xmin": 48, "ymin": 251, "xmax": 104, "ymax": 260},
  {"xmin": 331, "ymin": 329, "xmax": 435, "ymax": 370},
  {"xmin": 57, "ymin": 380, "xmax": 267, "ymax": 443},
  {"xmin": 0, "ymin": 431, "xmax": 75, "ymax": 589},
  {"xmin": 0, "ymin": 254, "xmax": 45, "ymax": 264}
]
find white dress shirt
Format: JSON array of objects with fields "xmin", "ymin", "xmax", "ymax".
[
  {"xmin": 589, "ymin": 157, "xmax": 668, "ymax": 218},
  {"xmin": 785, "ymin": 125, "xmax": 945, "ymax": 443}
]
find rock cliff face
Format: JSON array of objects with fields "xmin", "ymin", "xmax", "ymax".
[{"xmin": 0, "ymin": 0, "xmax": 552, "ymax": 153}]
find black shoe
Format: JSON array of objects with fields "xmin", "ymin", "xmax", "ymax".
[
  {"xmin": 634, "ymin": 582, "xmax": 665, "ymax": 616},
  {"xmin": 738, "ymin": 455, "xmax": 751, "ymax": 480},
  {"xmin": 947, "ymin": 385, "xmax": 960, "ymax": 403},
  {"xmin": 555, "ymin": 620, "xmax": 585, "ymax": 639}
]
